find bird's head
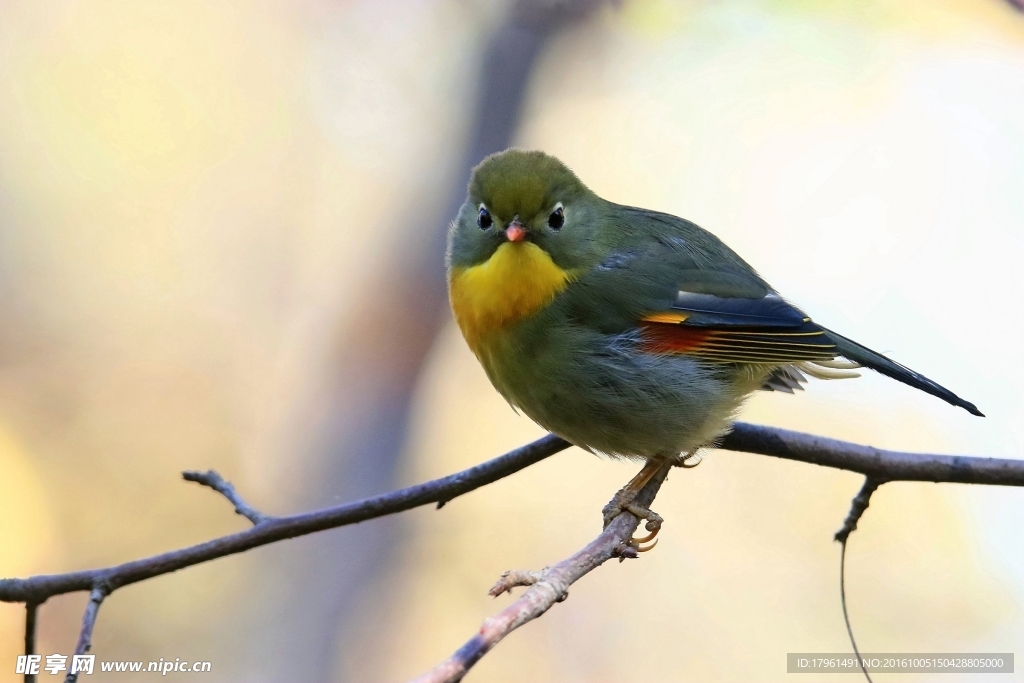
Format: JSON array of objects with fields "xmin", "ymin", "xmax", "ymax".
[{"xmin": 447, "ymin": 149, "xmax": 605, "ymax": 271}]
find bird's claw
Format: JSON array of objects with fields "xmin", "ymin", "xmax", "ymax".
[
  {"xmin": 678, "ymin": 452, "xmax": 703, "ymax": 468},
  {"xmin": 602, "ymin": 490, "xmax": 664, "ymax": 552},
  {"xmin": 625, "ymin": 504, "xmax": 663, "ymax": 550}
]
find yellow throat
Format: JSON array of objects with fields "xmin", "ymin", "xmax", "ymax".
[{"xmin": 449, "ymin": 241, "xmax": 572, "ymax": 353}]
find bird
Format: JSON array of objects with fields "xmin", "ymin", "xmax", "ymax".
[{"xmin": 446, "ymin": 149, "xmax": 982, "ymax": 546}]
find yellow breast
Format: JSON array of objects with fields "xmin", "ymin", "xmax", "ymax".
[{"xmin": 449, "ymin": 242, "xmax": 572, "ymax": 353}]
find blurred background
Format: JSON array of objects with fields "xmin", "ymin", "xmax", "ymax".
[{"xmin": 0, "ymin": 0, "xmax": 1022, "ymax": 681}]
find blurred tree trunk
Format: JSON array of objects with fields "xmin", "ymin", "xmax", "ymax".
[{"xmin": 243, "ymin": 3, "xmax": 608, "ymax": 681}]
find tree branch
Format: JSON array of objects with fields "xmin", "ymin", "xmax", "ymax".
[
  {"xmin": 835, "ymin": 477, "xmax": 884, "ymax": 683},
  {"xmin": 1, "ymin": 422, "xmax": 1021, "ymax": 680},
  {"xmin": 835, "ymin": 476, "xmax": 884, "ymax": 544},
  {"xmin": 24, "ymin": 602, "xmax": 39, "ymax": 683},
  {"xmin": 409, "ymin": 463, "xmax": 671, "ymax": 683},
  {"xmin": 0, "ymin": 434, "xmax": 569, "ymax": 605},
  {"xmin": 407, "ymin": 425, "xmax": 1024, "ymax": 683},
  {"xmin": 720, "ymin": 422, "xmax": 1024, "ymax": 485},
  {"xmin": 182, "ymin": 470, "xmax": 268, "ymax": 526},
  {"xmin": 64, "ymin": 588, "xmax": 106, "ymax": 683},
  {"xmin": 3, "ymin": 425, "xmax": 1022, "ymax": 608}
]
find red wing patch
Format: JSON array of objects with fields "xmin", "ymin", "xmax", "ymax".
[
  {"xmin": 640, "ymin": 321, "xmax": 837, "ymax": 364},
  {"xmin": 640, "ymin": 323, "xmax": 713, "ymax": 354}
]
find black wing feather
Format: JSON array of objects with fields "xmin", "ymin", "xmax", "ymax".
[
  {"xmin": 652, "ymin": 290, "xmax": 983, "ymax": 416},
  {"xmin": 821, "ymin": 327, "xmax": 984, "ymax": 416}
]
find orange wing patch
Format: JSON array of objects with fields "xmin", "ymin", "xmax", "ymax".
[{"xmin": 642, "ymin": 311, "xmax": 690, "ymax": 325}]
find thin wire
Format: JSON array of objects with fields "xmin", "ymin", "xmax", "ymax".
[{"xmin": 840, "ymin": 539, "xmax": 873, "ymax": 683}]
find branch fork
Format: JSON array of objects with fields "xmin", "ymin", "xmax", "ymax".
[
  {"xmin": 411, "ymin": 464, "xmax": 671, "ymax": 683},
  {"xmin": 182, "ymin": 470, "xmax": 269, "ymax": 526}
]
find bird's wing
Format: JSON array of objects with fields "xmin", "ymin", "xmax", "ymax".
[
  {"xmin": 568, "ymin": 206, "xmax": 837, "ymax": 365},
  {"xmin": 640, "ymin": 288, "xmax": 983, "ymax": 415},
  {"xmin": 639, "ymin": 291, "xmax": 839, "ymax": 364},
  {"xmin": 565, "ymin": 206, "xmax": 981, "ymax": 415}
]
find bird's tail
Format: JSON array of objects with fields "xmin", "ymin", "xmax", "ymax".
[{"xmin": 820, "ymin": 327, "xmax": 984, "ymax": 416}]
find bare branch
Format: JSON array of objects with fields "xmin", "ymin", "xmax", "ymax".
[
  {"xmin": 835, "ymin": 477, "xmax": 884, "ymax": 544},
  {"xmin": 0, "ymin": 434, "xmax": 569, "ymax": 605},
  {"xmin": 834, "ymin": 477, "xmax": 884, "ymax": 683},
  {"xmin": 64, "ymin": 588, "xmax": 106, "ymax": 683},
  {"xmin": 1, "ymin": 420, "xmax": 1020, "ymax": 682},
  {"xmin": 719, "ymin": 422, "xmax": 1024, "ymax": 485},
  {"xmin": 409, "ymin": 464, "xmax": 671, "ymax": 683},
  {"xmin": 24, "ymin": 602, "xmax": 39, "ymax": 683},
  {"xmin": 182, "ymin": 469, "xmax": 269, "ymax": 526},
  {"xmin": 839, "ymin": 540, "xmax": 873, "ymax": 683},
  {"xmin": 488, "ymin": 570, "xmax": 545, "ymax": 595},
  {"xmin": 407, "ymin": 418, "xmax": 1024, "ymax": 683},
  {"xmin": 3, "ymin": 425, "xmax": 1022, "ymax": 608}
]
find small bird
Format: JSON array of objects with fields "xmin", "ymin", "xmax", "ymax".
[{"xmin": 447, "ymin": 149, "xmax": 981, "ymax": 542}]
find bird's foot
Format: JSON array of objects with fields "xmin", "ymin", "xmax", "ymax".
[{"xmin": 601, "ymin": 486, "xmax": 664, "ymax": 553}]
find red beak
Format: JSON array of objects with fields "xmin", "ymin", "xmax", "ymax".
[{"xmin": 505, "ymin": 223, "xmax": 527, "ymax": 242}]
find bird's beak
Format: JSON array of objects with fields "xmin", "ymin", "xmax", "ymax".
[{"xmin": 505, "ymin": 221, "xmax": 527, "ymax": 243}]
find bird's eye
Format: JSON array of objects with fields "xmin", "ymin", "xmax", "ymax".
[
  {"xmin": 548, "ymin": 205, "xmax": 564, "ymax": 230},
  {"xmin": 477, "ymin": 206, "xmax": 492, "ymax": 230}
]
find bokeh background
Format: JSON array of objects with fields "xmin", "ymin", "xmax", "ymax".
[{"xmin": 1, "ymin": 0, "xmax": 1022, "ymax": 681}]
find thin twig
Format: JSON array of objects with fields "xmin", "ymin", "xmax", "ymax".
[
  {"xmin": 835, "ymin": 477, "xmax": 883, "ymax": 683},
  {"xmin": 24, "ymin": 602, "xmax": 39, "ymax": 683},
  {"xmin": 409, "ymin": 464, "xmax": 671, "ymax": 683},
  {"xmin": 65, "ymin": 588, "xmax": 106, "ymax": 683},
  {"xmin": 182, "ymin": 470, "xmax": 269, "ymax": 525},
  {"xmin": 839, "ymin": 541, "xmax": 873, "ymax": 683},
  {"xmin": 835, "ymin": 477, "xmax": 884, "ymax": 544}
]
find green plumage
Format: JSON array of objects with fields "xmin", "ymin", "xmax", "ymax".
[{"xmin": 447, "ymin": 149, "xmax": 981, "ymax": 461}]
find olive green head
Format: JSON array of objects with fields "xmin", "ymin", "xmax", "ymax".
[{"xmin": 447, "ymin": 149, "xmax": 609, "ymax": 271}]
